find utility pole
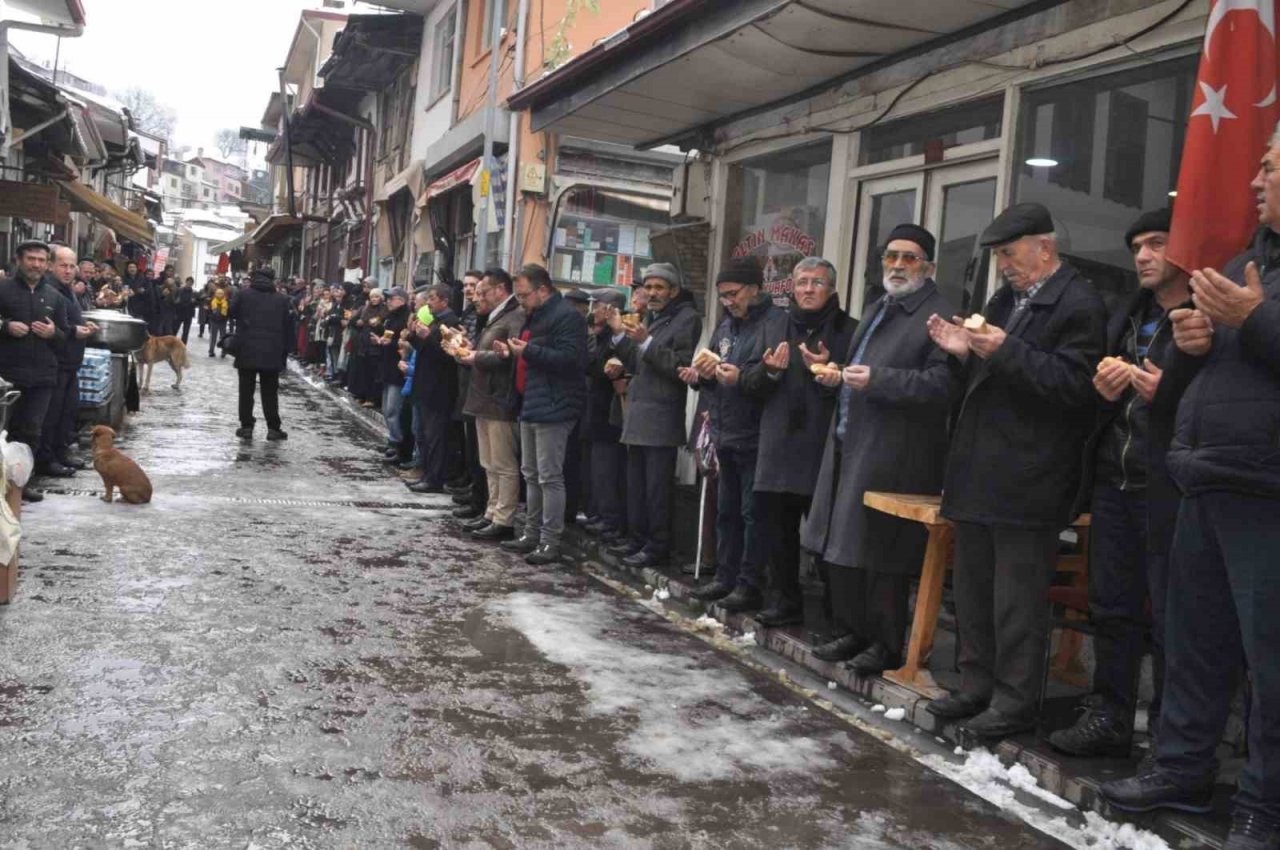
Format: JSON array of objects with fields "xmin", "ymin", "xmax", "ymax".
[{"xmin": 474, "ymin": 2, "xmax": 503, "ymax": 268}]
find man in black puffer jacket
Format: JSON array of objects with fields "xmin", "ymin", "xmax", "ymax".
[
  {"xmin": 1102, "ymin": 140, "xmax": 1280, "ymax": 844},
  {"xmin": 229, "ymin": 267, "xmax": 293, "ymax": 440},
  {"xmin": 684, "ymin": 257, "xmax": 786, "ymax": 613},
  {"xmin": 38, "ymin": 245, "xmax": 95, "ymax": 478},
  {"xmin": 498, "ymin": 264, "xmax": 586, "ymax": 565}
]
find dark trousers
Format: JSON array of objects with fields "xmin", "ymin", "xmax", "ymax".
[
  {"xmin": 238, "ymin": 369, "xmax": 281, "ymax": 430},
  {"xmin": 1157, "ymin": 492, "xmax": 1280, "ymax": 818},
  {"xmin": 177, "ymin": 315, "xmax": 193, "ymax": 344},
  {"xmin": 590, "ymin": 440, "xmax": 627, "ymax": 533},
  {"xmin": 715, "ymin": 446, "xmax": 763, "ymax": 591},
  {"xmin": 464, "ymin": 417, "xmax": 487, "ymax": 512},
  {"xmin": 208, "ymin": 321, "xmax": 226, "ymax": 356},
  {"xmin": 414, "ymin": 402, "xmax": 450, "ymax": 487},
  {"xmin": 564, "ymin": 422, "xmax": 582, "ymax": 522},
  {"xmin": 9, "ymin": 383, "xmax": 53, "ymax": 455},
  {"xmin": 1089, "ymin": 484, "xmax": 1166, "ymax": 723},
  {"xmin": 828, "ymin": 565, "xmax": 909, "ymax": 656},
  {"xmin": 37, "ymin": 369, "xmax": 78, "ymax": 465},
  {"xmin": 626, "ymin": 445, "xmax": 677, "ymax": 556},
  {"xmin": 953, "ymin": 521, "xmax": 1060, "ymax": 718},
  {"xmin": 756, "ymin": 490, "xmax": 810, "ymax": 613}
]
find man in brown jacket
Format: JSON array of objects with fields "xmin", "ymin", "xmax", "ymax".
[{"xmin": 457, "ymin": 269, "xmax": 524, "ymax": 541}]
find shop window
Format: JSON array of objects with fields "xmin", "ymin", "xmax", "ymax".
[
  {"xmin": 860, "ymin": 98, "xmax": 1002, "ymax": 166},
  {"xmin": 550, "ymin": 186, "xmax": 671, "ymax": 294},
  {"xmin": 1013, "ymin": 56, "xmax": 1197, "ymax": 309},
  {"xmin": 725, "ymin": 140, "xmax": 831, "ymax": 305}
]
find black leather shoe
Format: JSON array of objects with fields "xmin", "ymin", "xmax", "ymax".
[
  {"xmin": 1100, "ymin": 770, "xmax": 1215, "ymax": 814},
  {"xmin": 472, "ymin": 523, "xmax": 515, "ymax": 542},
  {"xmin": 525, "ymin": 544, "xmax": 562, "ymax": 566},
  {"xmin": 58, "ymin": 453, "xmax": 87, "ymax": 470},
  {"xmin": 21, "ymin": 488, "xmax": 43, "ymax": 503},
  {"xmin": 445, "ymin": 479, "xmax": 471, "ymax": 493},
  {"xmin": 755, "ymin": 606, "xmax": 804, "ymax": 628},
  {"xmin": 266, "ymin": 429, "xmax": 288, "ymax": 441},
  {"xmin": 689, "ymin": 581, "xmax": 733, "ymax": 602},
  {"xmin": 962, "ymin": 707, "xmax": 1036, "ymax": 741},
  {"xmin": 812, "ymin": 634, "xmax": 867, "ymax": 663},
  {"xmin": 600, "ymin": 528, "xmax": 624, "ymax": 543},
  {"xmin": 607, "ymin": 540, "xmax": 643, "ymax": 557},
  {"xmin": 396, "ymin": 458, "xmax": 418, "ymax": 470},
  {"xmin": 501, "ymin": 534, "xmax": 539, "ymax": 555},
  {"xmin": 1225, "ymin": 809, "xmax": 1280, "ymax": 850},
  {"xmin": 925, "ymin": 692, "xmax": 989, "ymax": 720},
  {"xmin": 849, "ymin": 642, "xmax": 901, "ymax": 675},
  {"xmin": 717, "ymin": 586, "xmax": 763, "ymax": 613},
  {"xmin": 452, "ymin": 506, "xmax": 483, "ymax": 520},
  {"xmin": 462, "ymin": 516, "xmax": 492, "ymax": 531},
  {"xmin": 37, "ymin": 461, "xmax": 76, "ymax": 478},
  {"xmin": 409, "ymin": 481, "xmax": 444, "ymax": 494},
  {"xmin": 682, "ymin": 562, "xmax": 715, "ymax": 576},
  {"xmin": 451, "ymin": 492, "xmax": 472, "ymax": 506},
  {"xmin": 622, "ymin": 550, "xmax": 665, "ymax": 568},
  {"xmin": 1047, "ymin": 700, "xmax": 1133, "ymax": 758},
  {"xmin": 236, "ymin": 427, "xmax": 254, "ymax": 439}
]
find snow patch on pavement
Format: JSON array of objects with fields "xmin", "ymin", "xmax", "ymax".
[
  {"xmin": 883, "ymin": 707, "xmax": 906, "ymax": 722},
  {"xmin": 497, "ymin": 593, "xmax": 841, "ymax": 782},
  {"xmin": 919, "ymin": 748, "xmax": 1170, "ymax": 849}
]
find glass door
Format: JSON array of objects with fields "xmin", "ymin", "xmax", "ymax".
[
  {"xmin": 925, "ymin": 161, "xmax": 998, "ymax": 313},
  {"xmin": 852, "ymin": 173, "xmax": 922, "ymax": 313}
]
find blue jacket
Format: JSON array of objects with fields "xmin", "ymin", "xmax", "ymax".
[
  {"xmin": 698, "ymin": 298, "xmax": 785, "ymax": 452},
  {"xmin": 518, "ymin": 290, "xmax": 587, "ymax": 423}
]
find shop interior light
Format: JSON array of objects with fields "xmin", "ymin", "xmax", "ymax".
[
  {"xmin": 1168, "ymin": 190, "xmax": 1178, "ymax": 197},
  {"xmin": 1025, "ymin": 157, "xmax": 1059, "ymax": 167}
]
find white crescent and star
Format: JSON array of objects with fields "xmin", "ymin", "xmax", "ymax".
[
  {"xmin": 1192, "ymin": 81, "xmax": 1239, "ymax": 132},
  {"xmin": 1191, "ymin": 0, "xmax": 1278, "ymax": 133}
]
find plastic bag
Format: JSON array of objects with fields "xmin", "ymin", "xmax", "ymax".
[{"xmin": 2, "ymin": 433, "xmax": 33, "ymax": 488}]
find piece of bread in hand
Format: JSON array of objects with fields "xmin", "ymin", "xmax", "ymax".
[
  {"xmin": 693, "ymin": 348, "xmax": 722, "ymax": 370},
  {"xmin": 1097, "ymin": 355, "xmax": 1125, "ymax": 372},
  {"xmin": 810, "ymin": 362, "xmax": 841, "ymax": 379},
  {"xmin": 962, "ymin": 313, "xmax": 989, "ymax": 333},
  {"xmin": 605, "ymin": 357, "xmax": 624, "ymax": 370}
]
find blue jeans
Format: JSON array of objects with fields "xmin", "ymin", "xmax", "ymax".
[
  {"xmin": 382, "ymin": 383, "xmax": 405, "ymax": 445},
  {"xmin": 715, "ymin": 446, "xmax": 763, "ymax": 591}
]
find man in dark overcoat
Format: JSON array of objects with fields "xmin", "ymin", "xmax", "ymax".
[
  {"xmin": 229, "ymin": 267, "xmax": 294, "ymax": 440},
  {"xmin": 925, "ymin": 202, "xmax": 1106, "ymax": 742},
  {"xmin": 801, "ymin": 226, "xmax": 955, "ymax": 672}
]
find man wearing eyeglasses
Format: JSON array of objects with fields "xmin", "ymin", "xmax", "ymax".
[
  {"xmin": 680, "ymin": 257, "xmax": 786, "ymax": 612},
  {"xmin": 800, "ymin": 227, "xmax": 956, "ymax": 673},
  {"xmin": 925, "ymin": 202, "xmax": 1106, "ymax": 743}
]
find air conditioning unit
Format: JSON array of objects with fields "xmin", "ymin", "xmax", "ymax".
[{"xmin": 671, "ymin": 158, "xmax": 709, "ymax": 221}]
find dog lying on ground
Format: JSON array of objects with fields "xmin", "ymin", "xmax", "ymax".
[
  {"xmin": 90, "ymin": 425, "xmax": 152, "ymax": 504},
  {"xmin": 136, "ymin": 335, "xmax": 189, "ymax": 392}
]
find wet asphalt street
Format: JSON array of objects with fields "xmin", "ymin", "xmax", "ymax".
[{"xmin": 0, "ymin": 353, "xmax": 1067, "ymax": 849}]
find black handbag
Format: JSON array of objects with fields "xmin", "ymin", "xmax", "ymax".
[{"xmin": 218, "ymin": 332, "xmax": 240, "ymax": 355}]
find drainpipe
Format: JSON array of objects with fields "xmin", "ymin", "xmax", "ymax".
[
  {"xmin": 502, "ymin": 0, "xmax": 529, "ymax": 268},
  {"xmin": 0, "ymin": 19, "xmax": 86, "ymax": 159},
  {"xmin": 474, "ymin": 0, "xmax": 503, "ymax": 267},
  {"xmin": 362, "ymin": 97, "xmax": 378, "ymax": 280}
]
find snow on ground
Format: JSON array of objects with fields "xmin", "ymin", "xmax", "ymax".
[
  {"xmin": 919, "ymin": 749, "xmax": 1171, "ymax": 850},
  {"xmin": 883, "ymin": 707, "xmax": 906, "ymax": 722},
  {"xmin": 497, "ymin": 593, "xmax": 842, "ymax": 782}
]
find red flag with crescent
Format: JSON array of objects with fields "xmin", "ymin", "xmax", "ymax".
[{"xmin": 1168, "ymin": 0, "xmax": 1280, "ymax": 273}]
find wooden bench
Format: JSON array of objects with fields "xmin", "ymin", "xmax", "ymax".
[{"xmin": 862, "ymin": 491, "xmax": 1090, "ymax": 699}]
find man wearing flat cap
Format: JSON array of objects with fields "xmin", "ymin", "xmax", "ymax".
[
  {"xmin": 606, "ymin": 262, "xmax": 701, "ymax": 567},
  {"xmin": 1048, "ymin": 208, "xmax": 1190, "ymax": 760},
  {"xmin": 800, "ymin": 226, "xmax": 956, "ymax": 671},
  {"xmin": 926, "ymin": 202, "xmax": 1106, "ymax": 741}
]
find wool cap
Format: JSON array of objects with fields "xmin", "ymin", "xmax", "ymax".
[
  {"xmin": 979, "ymin": 202, "xmax": 1055, "ymax": 248},
  {"xmin": 1123, "ymin": 207, "xmax": 1173, "ymax": 247},
  {"xmin": 715, "ymin": 257, "xmax": 763, "ymax": 288},
  {"xmin": 640, "ymin": 262, "xmax": 680, "ymax": 287},
  {"xmin": 885, "ymin": 223, "xmax": 937, "ymax": 261}
]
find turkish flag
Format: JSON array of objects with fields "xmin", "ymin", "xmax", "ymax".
[{"xmin": 1168, "ymin": 0, "xmax": 1280, "ymax": 273}]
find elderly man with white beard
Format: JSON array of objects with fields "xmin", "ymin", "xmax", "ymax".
[{"xmin": 800, "ymin": 224, "xmax": 957, "ymax": 670}]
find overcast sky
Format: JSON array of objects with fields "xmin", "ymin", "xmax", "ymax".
[{"xmin": 3, "ymin": 0, "xmax": 366, "ymax": 159}]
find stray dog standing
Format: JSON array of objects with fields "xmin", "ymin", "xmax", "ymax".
[
  {"xmin": 90, "ymin": 425, "xmax": 152, "ymax": 504},
  {"xmin": 136, "ymin": 335, "xmax": 189, "ymax": 392}
]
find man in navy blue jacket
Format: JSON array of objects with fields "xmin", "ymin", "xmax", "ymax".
[{"xmin": 495, "ymin": 264, "xmax": 586, "ymax": 565}]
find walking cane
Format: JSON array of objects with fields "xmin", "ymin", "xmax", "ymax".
[{"xmin": 693, "ymin": 474, "xmax": 707, "ymax": 581}]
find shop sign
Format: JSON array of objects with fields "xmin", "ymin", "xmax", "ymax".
[
  {"xmin": 0, "ymin": 181, "xmax": 63, "ymax": 224},
  {"xmin": 730, "ymin": 213, "xmax": 820, "ymax": 305}
]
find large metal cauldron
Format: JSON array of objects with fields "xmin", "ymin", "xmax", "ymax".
[{"xmin": 83, "ymin": 310, "xmax": 148, "ymax": 354}]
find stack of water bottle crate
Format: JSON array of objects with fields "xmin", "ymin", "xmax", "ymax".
[{"xmin": 78, "ymin": 348, "xmax": 113, "ymax": 406}]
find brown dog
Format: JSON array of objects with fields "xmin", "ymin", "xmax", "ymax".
[
  {"xmin": 90, "ymin": 425, "xmax": 153, "ymax": 504},
  {"xmin": 136, "ymin": 335, "xmax": 189, "ymax": 393}
]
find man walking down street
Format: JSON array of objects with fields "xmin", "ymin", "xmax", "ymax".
[
  {"xmin": 1048, "ymin": 208, "xmax": 1190, "ymax": 760},
  {"xmin": 925, "ymin": 203, "xmax": 1105, "ymax": 743},
  {"xmin": 605, "ymin": 263, "xmax": 701, "ymax": 568},
  {"xmin": 459, "ymin": 270, "xmax": 524, "ymax": 542},
  {"xmin": 498, "ymin": 264, "xmax": 586, "ymax": 565},
  {"xmin": 682, "ymin": 257, "xmax": 785, "ymax": 613},
  {"xmin": 800, "ymin": 233, "xmax": 954, "ymax": 672},
  {"xmin": 37, "ymin": 246, "xmax": 96, "ymax": 479},
  {"xmin": 747, "ymin": 257, "xmax": 857, "ymax": 629},
  {"xmin": 229, "ymin": 267, "xmax": 293, "ymax": 441},
  {"xmin": 1102, "ymin": 135, "xmax": 1280, "ymax": 850},
  {"xmin": 407, "ymin": 284, "xmax": 460, "ymax": 494},
  {"xmin": 0, "ymin": 240, "xmax": 69, "ymax": 502}
]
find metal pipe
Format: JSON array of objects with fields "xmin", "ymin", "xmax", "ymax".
[
  {"xmin": 474, "ymin": 0, "xmax": 503, "ymax": 267},
  {"xmin": 8, "ymin": 106, "xmax": 72, "ymax": 148},
  {"xmin": 502, "ymin": 0, "xmax": 530, "ymax": 268}
]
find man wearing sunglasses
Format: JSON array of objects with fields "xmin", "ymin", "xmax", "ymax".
[
  {"xmin": 801, "ymin": 226, "xmax": 957, "ymax": 673},
  {"xmin": 925, "ymin": 202, "xmax": 1106, "ymax": 743},
  {"xmin": 680, "ymin": 257, "xmax": 786, "ymax": 612}
]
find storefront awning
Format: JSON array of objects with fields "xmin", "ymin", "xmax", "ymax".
[
  {"xmin": 265, "ymin": 87, "xmax": 367, "ymax": 168},
  {"xmin": 419, "ymin": 158, "xmax": 481, "ymax": 206},
  {"xmin": 507, "ymin": 0, "xmax": 1069, "ymax": 149},
  {"xmin": 210, "ymin": 230, "xmax": 253, "ymax": 255},
  {"xmin": 246, "ymin": 213, "xmax": 303, "ymax": 250},
  {"xmin": 377, "ymin": 159, "xmax": 425, "ymax": 202},
  {"xmin": 319, "ymin": 13, "xmax": 425, "ymax": 92},
  {"xmin": 55, "ymin": 178, "xmax": 154, "ymax": 246}
]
